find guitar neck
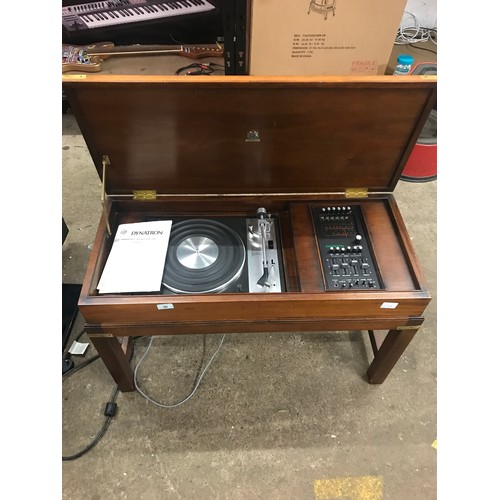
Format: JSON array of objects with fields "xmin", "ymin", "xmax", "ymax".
[{"xmin": 87, "ymin": 44, "xmax": 184, "ymax": 57}]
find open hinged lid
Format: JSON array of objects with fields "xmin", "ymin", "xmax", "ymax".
[{"xmin": 62, "ymin": 75, "xmax": 437, "ymax": 197}]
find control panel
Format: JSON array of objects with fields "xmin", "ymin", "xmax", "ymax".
[{"xmin": 311, "ymin": 205, "xmax": 382, "ymax": 290}]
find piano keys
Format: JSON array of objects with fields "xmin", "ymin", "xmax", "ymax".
[
  {"xmin": 63, "ymin": 0, "xmax": 217, "ymax": 32},
  {"xmin": 62, "ymin": 0, "xmax": 222, "ymax": 45}
]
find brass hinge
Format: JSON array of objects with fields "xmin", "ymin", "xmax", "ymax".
[
  {"xmin": 345, "ymin": 187, "xmax": 368, "ymax": 198},
  {"xmin": 101, "ymin": 155, "xmax": 111, "ymax": 201},
  {"xmin": 133, "ymin": 190, "xmax": 157, "ymax": 200},
  {"xmin": 101, "ymin": 155, "xmax": 111, "ymax": 235}
]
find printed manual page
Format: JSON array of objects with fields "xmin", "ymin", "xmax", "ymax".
[{"xmin": 97, "ymin": 220, "xmax": 172, "ymax": 294}]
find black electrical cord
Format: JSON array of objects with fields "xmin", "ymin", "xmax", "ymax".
[
  {"xmin": 62, "ymin": 338, "xmax": 137, "ymax": 461},
  {"xmin": 73, "ymin": 328, "xmax": 86, "ymax": 343},
  {"xmin": 63, "ymin": 353, "xmax": 100, "ymax": 379},
  {"xmin": 409, "ymin": 43, "xmax": 437, "ymax": 55},
  {"xmin": 175, "ymin": 62, "xmax": 224, "ymax": 75},
  {"xmin": 62, "ymin": 385, "xmax": 119, "ymax": 461}
]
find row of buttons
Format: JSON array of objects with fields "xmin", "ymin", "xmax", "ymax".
[
  {"xmin": 328, "ymin": 245, "xmax": 363, "ymax": 254},
  {"xmin": 321, "ymin": 206, "xmax": 352, "ymax": 213},
  {"xmin": 331, "ymin": 279, "xmax": 377, "ymax": 288}
]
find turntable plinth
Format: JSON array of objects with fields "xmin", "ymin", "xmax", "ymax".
[{"xmin": 63, "ymin": 75, "xmax": 436, "ymax": 392}]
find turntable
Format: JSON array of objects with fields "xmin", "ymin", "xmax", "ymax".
[
  {"xmin": 158, "ymin": 210, "xmax": 284, "ymax": 294},
  {"xmin": 63, "ymin": 74, "xmax": 436, "ymax": 391}
]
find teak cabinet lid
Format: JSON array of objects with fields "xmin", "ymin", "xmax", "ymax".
[{"xmin": 63, "ymin": 75, "xmax": 437, "ymax": 196}]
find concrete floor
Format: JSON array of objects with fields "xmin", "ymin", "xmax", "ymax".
[{"xmin": 62, "ymin": 104, "xmax": 437, "ymax": 498}]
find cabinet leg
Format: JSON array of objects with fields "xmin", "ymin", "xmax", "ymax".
[
  {"xmin": 366, "ymin": 328, "xmax": 418, "ymax": 384},
  {"xmin": 90, "ymin": 336, "xmax": 135, "ymax": 392}
]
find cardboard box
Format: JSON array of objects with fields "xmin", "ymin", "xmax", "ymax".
[{"xmin": 249, "ymin": 0, "xmax": 406, "ymax": 75}]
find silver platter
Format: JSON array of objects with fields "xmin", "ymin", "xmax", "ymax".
[{"xmin": 176, "ymin": 236, "xmax": 219, "ymax": 269}]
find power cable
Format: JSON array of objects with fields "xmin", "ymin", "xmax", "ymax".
[
  {"xmin": 62, "ymin": 338, "xmax": 136, "ymax": 461},
  {"xmin": 62, "ymin": 385, "xmax": 119, "ymax": 461},
  {"xmin": 63, "ymin": 353, "xmax": 100, "ymax": 379},
  {"xmin": 133, "ymin": 335, "xmax": 226, "ymax": 408},
  {"xmin": 409, "ymin": 43, "xmax": 437, "ymax": 55},
  {"xmin": 63, "ymin": 333, "xmax": 224, "ymax": 460}
]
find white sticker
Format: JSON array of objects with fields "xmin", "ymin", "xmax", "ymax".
[
  {"xmin": 380, "ymin": 302, "xmax": 399, "ymax": 309},
  {"xmin": 157, "ymin": 303, "xmax": 174, "ymax": 310},
  {"xmin": 69, "ymin": 341, "xmax": 89, "ymax": 355}
]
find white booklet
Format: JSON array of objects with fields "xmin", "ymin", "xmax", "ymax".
[{"xmin": 97, "ymin": 220, "xmax": 172, "ymax": 294}]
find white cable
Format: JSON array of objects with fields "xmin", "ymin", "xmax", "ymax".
[
  {"xmin": 396, "ymin": 11, "xmax": 421, "ymax": 44},
  {"xmin": 395, "ymin": 11, "xmax": 437, "ymax": 46},
  {"xmin": 428, "ymin": 28, "xmax": 438, "ymax": 45},
  {"xmin": 133, "ymin": 334, "xmax": 226, "ymax": 408}
]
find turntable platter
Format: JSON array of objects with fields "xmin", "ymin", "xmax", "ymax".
[
  {"xmin": 162, "ymin": 219, "xmax": 246, "ymax": 294},
  {"xmin": 176, "ymin": 236, "xmax": 219, "ymax": 269}
]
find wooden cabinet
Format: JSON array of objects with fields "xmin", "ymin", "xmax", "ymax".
[{"xmin": 63, "ymin": 75, "xmax": 436, "ymax": 391}]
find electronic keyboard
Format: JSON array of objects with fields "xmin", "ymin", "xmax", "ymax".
[{"xmin": 62, "ymin": 0, "xmax": 216, "ymax": 32}]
